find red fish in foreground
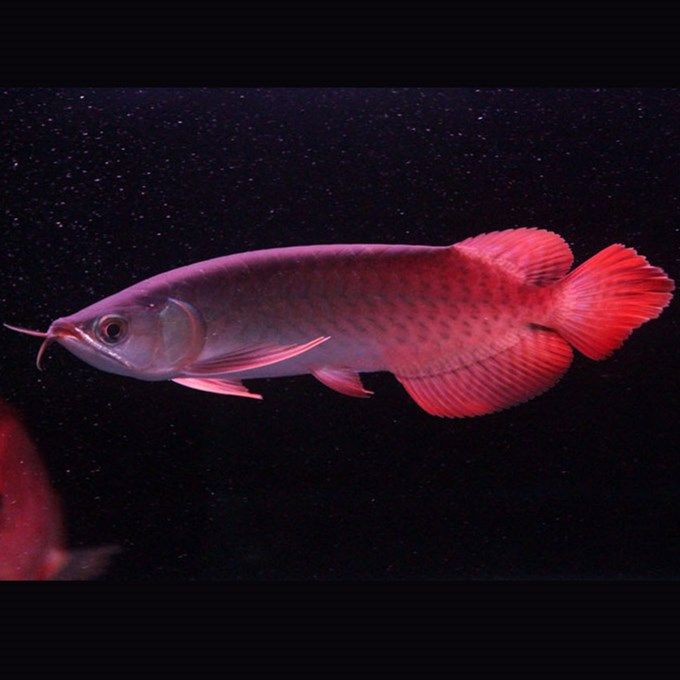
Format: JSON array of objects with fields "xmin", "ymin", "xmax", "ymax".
[
  {"xmin": 0, "ymin": 401, "xmax": 116, "ymax": 580},
  {"xmin": 5, "ymin": 228, "xmax": 674, "ymax": 417}
]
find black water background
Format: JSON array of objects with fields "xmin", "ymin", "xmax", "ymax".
[{"xmin": 1, "ymin": 88, "xmax": 678, "ymax": 580}]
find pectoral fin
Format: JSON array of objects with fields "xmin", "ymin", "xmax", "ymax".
[
  {"xmin": 172, "ymin": 377, "xmax": 263, "ymax": 400},
  {"xmin": 184, "ymin": 336, "xmax": 330, "ymax": 375},
  {"xmin": 312, "ymin": 367, "xmax": 373, "ymax": 398},
  {"xmin": 50, "ymin": 545, "xmax": 120, "ymax": 581}
]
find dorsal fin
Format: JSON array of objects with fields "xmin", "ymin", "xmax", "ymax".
[{"xmin": 455, "ymin": 228, "xmax": 573, "ymax": 285}]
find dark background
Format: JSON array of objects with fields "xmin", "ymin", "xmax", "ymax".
[{"xmin": 1, "ymin": 88, "xmax": 678, "ymax": 580}]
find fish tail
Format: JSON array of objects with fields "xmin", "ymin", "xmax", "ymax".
[{"xmin": 552, "ymin": 244, "xmax": 674, "ymax": 360}]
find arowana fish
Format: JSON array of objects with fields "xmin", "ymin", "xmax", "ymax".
[
  {"xmin": 0, "ymin": 400, "xmax": 117, "ymax": 580},
  {"xmin": 5, "ymin": 228, "xmax": 674, "ymax": 418}
]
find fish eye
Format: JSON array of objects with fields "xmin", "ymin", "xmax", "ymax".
[{"xmin": 95, "ymin": 315, "xmax": 128, "ymax": 344}]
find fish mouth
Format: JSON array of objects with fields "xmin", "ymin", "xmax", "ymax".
[
  {"xmin": 4, "ymin": 321, "xmax": 84, "ymax": 370},
  {"xmin": 5, "ymin": 321, "xmax": 134, "ymax": 372}
]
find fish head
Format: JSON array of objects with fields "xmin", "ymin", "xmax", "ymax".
[{"xmin": 6, "ymin": 294, "xmax": 205, "ymax": 380}]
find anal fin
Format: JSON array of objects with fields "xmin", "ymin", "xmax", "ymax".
[
  {"xmin": 395, "ymin": 328, "xmax": 573, "ymax": 418},
  {"xmin": 313, "ymin": 367, "xmax": 373, "ymax": 398},
  {"xmin": 172, "ymin": 377, "xmax": 263, "ymax": 400}
]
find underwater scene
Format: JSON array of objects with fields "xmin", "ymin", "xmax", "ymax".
[{"xmin": 1, "ymin": 88, "xmax": 678, "ymax": 580}]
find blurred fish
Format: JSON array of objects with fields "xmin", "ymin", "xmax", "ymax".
[
  {"xmin": 5, "ymin": 228, "xmax": 674, "ymax": 417},
  {"xmin": 0, "ymin": 401, "xmax": 117, "ymax": 580}
]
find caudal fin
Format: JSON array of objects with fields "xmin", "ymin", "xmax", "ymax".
[{"xmin": 553, "ymin": 244, "xmax": 674, "ymax": 360}]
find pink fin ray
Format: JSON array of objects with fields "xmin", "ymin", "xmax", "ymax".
[
  {"xmin": 172, "ymin": 377, "xmax": 263, "ymax": 400},
  {"xmin": 395, "ymin": 328, "xmax": 573, "ymax": 418},
  {"xmin": 184, "ymin": 336, "xmax": 331, "ymax": 375},
  {"xmin": 312, "ymin": 367, "xmax": 373, "ymax": 398},
  {"xmin": 455, "ymin": 228, "xmax": 573, "ymax": 286}
]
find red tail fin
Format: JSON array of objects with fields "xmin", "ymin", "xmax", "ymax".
[{"xmin": 553, "ymin": 244, "xmax": 674, "ymax": 360}]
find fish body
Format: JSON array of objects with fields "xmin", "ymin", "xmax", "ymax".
[
  {"xmin": 6, "ymin": 229, "xmax": 674, "ymax": 417},
  {"xmin": 109, "ymin": 242, "xmax": 548, "ymax": 379},
  {"xmin": 0, "ymin": 401, "xmax": 116, "ymax": 580}
]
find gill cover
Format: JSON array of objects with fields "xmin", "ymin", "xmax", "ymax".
[{"xmin": 158, "ymin": 297, "xmax": 205, "ymax": 368}]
